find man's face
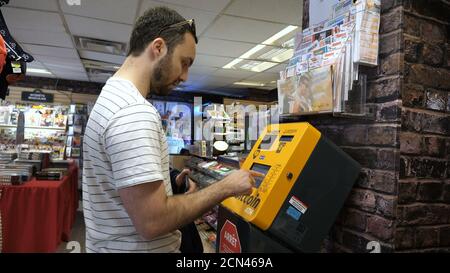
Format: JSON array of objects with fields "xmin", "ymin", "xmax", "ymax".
[{"xmin": 151, "ymin": 33, "xmax": 196, "ymax": 95}]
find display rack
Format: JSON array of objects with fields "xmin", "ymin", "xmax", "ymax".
[
  {"xmin": 278, "ymin": 0, "xmax": 379, "ymax": 119},
  {"xmin": 65, "ymin": 104, "xmax": 88, "ymax": 189}
]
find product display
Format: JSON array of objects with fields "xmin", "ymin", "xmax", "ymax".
[{"xmin": 279, "ymin": 0, "xmax": 379, "ymax": 116}]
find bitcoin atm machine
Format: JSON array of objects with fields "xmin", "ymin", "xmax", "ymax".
[{"xmin": 216, "ymin": 122, "xmax": 361, "ymax": 253}]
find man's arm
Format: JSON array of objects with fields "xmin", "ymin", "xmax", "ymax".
[{"xmin": 119, "ymin": 170, "xmax": 255, "ymax": 240}]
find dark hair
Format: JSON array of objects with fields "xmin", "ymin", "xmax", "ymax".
[{"xmin": 127, "ymin": 6, "xmax": 194, "ymax": 57}]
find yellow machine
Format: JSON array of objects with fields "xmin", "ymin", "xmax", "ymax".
[
  {"xmin": 222, "ymin": 123, "xmax": 320, "ymax": 230},
  {"xmin": 218, "ymin": 122, "xmax": 361, "ymax": 252}
]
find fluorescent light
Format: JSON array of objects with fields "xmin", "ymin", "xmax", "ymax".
[
  {"xmin": 223, "ymin": 25, "xmax": 299, "ymax": 72},
  {"xmin": 240, "ymin": 44, "xmax": 266, "ymax": 59},
  {"xmin": 251, "ymin": 62, "xmax": 278, "ymax": 73},
  {"xmin": 27, "ymin": 68, "xmax": 53, "ymax": 75},
  {"xmin": 234, "ymin": 81, "xmax": 265, "ymax": 87},
  {"xmin": 223, "ymin": 44, "xmax": 266, "ymax": 69},
  {"xmin": 262, "ymin": 25, "xmax": 298, "ymax": 45},
  {"xmin": 271, "ymin": 49, "xmax": 294, "ymax": 63},
  {"xmin": 223, "ymin": 58, "xmax": 244, "ymax": 69}
]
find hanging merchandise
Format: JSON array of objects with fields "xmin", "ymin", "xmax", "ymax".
[
  {"xmin": 0, "ymin": 58, "xmax": 26, "ymax": 100},
  {"xmin": 0, "ymin": 35, "xmax": 6, "ymax": 74},
  {"xmin": 0, "ymin": 3, "xmax": 34, "ymax": 100},
  {"xmin": 0, "ymin": 8, "xmax": 34, "ymax": 62},
  {"xmin": 278, "ymin": 0, "xmax": 380, "ymax": 117}
]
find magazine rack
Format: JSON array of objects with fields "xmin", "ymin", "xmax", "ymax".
[{"xmin": 278, "ymin": 0, "xmax": 379, "ymax": 120}]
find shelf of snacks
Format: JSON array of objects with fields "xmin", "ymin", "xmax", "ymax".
[{"xmin": 0, "ymin": 103, "xmax": 69, "ymax": 160}]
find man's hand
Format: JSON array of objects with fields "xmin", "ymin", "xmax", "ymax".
[
  {"xmin": 221, "ymin": 169, "xmax": 264, "ymax": 196},
  {"xmin": 175, "ymin": 169, "xmax": 190, "ymax": 188}
]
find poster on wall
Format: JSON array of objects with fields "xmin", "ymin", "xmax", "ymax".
[
  {"xmin": 309, "ymin": 0, "xmax": 340, "ymax": 26},
  {"xmin": 152, "ymin": 100, "xmax": 165, "ymax": 117}
]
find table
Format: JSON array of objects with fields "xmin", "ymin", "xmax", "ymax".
[{"xmin": 0, "ymin": 163, "xmax": 78, "ymax": 253}]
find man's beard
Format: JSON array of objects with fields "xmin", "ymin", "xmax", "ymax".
[{"xmin": 150, "ymin": 53, "xmax": 176, "ymax": 96}]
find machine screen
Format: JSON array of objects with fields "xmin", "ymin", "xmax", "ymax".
[
  {"xmin": 258, "ymin": 134, "xmax": 277, "ymax": 150},
  {"xmin": 279, "ymin": 135, "xmax": 294, "ymax": 142},
  {"xmin": 250, "ymin": 163, "xmax": 271, "ymax": 188}
]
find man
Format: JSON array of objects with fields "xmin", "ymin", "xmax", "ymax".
[{"xmin": 82, "ymin": 6, "xmax": 258, "ymax": 253}]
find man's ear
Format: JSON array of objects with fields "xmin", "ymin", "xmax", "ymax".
[{"xmin": 147, "ymin": 38, "xmax": 167, "ymax": 61}]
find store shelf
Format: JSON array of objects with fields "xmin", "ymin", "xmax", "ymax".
[{"xmin": 0, "ymin": 124, "xmax": 66, "ymax": 131}]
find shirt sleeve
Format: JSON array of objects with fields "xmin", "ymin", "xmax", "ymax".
[{"xmin": 103, "ymin": 104, "xmax": 165, "ymax": 189}]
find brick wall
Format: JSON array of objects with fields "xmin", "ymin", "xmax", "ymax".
[
  {"xmin": 296, "ymin": 0, "xmax": 450, "ymax": 252},
  {"xmin": 298, "ymin": 0, "xmax": 449, "ymax": 253},
  {"xmin": 396, "ymin": 0, "xmax": 450, "ymax": 253}
]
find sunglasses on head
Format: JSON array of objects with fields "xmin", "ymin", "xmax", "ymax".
[{"xmin": 157, "ymin": 19, "xmax": 198, "ymax": 44}]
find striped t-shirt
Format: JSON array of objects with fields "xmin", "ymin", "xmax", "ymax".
[{"xmin": 82, "ymin": 77, "xmax": 181, "ymax": 253}]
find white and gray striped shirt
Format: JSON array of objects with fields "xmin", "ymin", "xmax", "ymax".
[{"xmin": 82, "ymin": 77, "xmax": 181, "ymax": 253}]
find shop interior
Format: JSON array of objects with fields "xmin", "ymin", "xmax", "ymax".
[{"xmin": 0, "ymin": 0, "xmax": 449, "ymax": 254}]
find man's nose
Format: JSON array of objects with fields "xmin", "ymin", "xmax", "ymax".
[{"xmin": 179, "ymin": 69, "xmax": 189, "ymax": 82}]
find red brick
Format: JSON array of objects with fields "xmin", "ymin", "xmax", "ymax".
[
  {"xmin": 417, "ymin": 182, "xmax": 444, "ymax": 202},
  {"xmin": 421, "ymin": 112, "xmax": 449, "ymax": 135},
  {"xmin": 380, "ymin": 31, "xmax": 402, "ymax": 57},
  {"xmin": 399, "ymin": 204, "xmax": 450, "ymax": 225},
  {"xmin": 404, "ymin": 14, "xmax": 420, "ymax": 37},
  {"xmin": 358, "ymin": 169, "xmax": 397, "ymax": 194},
  {"xmin": 443, "ymin": 183, "xmax": 450, "ymax": 202},
  {"xmin": 395, "ymin": 227, "xmax": 415, "ymax": 250},
  {"xmin": 400, "ymin": 132, "xmax": 422, "ymax": 155},
  {"xmin": 404, "ymin": 38, "xmax": 421, "ymax": 63},
  {"xmin": 347, "ymin": 189, "xmax": 377, "ymax": 213},
  {"xmin": 422, "ymin": 43, "xmax": 444, "ymax": 66},
  {"xmin": 379, "ymin": 53, "xmax": 404, "ymax": 76},
  {"xmin": 406, "ymin": 64, "xmax": 450, "ymax": 90},
  {"xmin": 398, "ymin": 181, "xmax": 418, "ymax": 204},
  {"xmin": 401, "ymin": 84, "xmax": 425, "ymax": 108},
  {"xmin": 343, "ymin": 209, "xmax": 367, "ymax": 232},
  {"xmin": 401, "ymin": 109, "xmax": 423, "ymax": 133},
  {"xmin": 440, "ymin": 226, "xmax": 450, "ymax": 247},
  {"xmin": 422, "ymin": 136, "xmax": 446, "ymax": 158},
  {"xmin": 342, "ymin": 126, "xmax": 367, "ymax": 146},
  {"xmin": 407, "ymin": 157, "xmax": 447, "ymax": 179},
  {"xmin": 376, "ymin": 149, "xmax": 399, "ymax": 171},
  {"xmin": 378, "ymin": 103, "xmax": 401, "ymax": 122},
  {"xmin": 367, "ymin": 215, "xmax": 394, "ymax": 241},
  {"xmin": 368, "ymin": 77, "xmax": 401, "ymax": 102},
  {"xmin": 380, "ymin": 7, "xmax": 402, "ymax": 34},
  {"xmin": 367, "ymin": 126, "xmax": 399, "ymax": 147},
  {"xmin": 375, "ymin": 194, "xmax": 396, "ymax": 218},
  {"xmin": 425, "ymin": 89, "xmax": 448, "ymax": 112},
  {"xmin": 415, "ymin": 227, "xmax": 439, "ymax": 248},
  {"xmin": 420, "ymin": 20, "xmax": 446, "ymax": 44}
]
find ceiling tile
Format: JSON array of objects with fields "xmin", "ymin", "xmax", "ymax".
[
  {"xmin": 188, "ymin": 65, "xmax": 218, "ymax": 76},
  {"xmin": 60, "ymin": 0, "xmax": 139, "ymax": 25},
  {"xmin": 54, "ymin": 73, "xmax": 89, "ymax": 81},
  {"xmin": 2, "ymin": 7, "xmax": 65, "ymax": 33},
  {"xmin": 153, "ymin": 0, "xmax": 231, "ymax": 12},
  {"xmin": 34, "ymin": 55, "xmax": 83, "ymax": 65},
  {"xmin": 265, "ymin": 63, "xmax": 287, "ymax": 74},
  {"xmin": 79, "ymin": 50, "xmax": 126, "ymax": 65},
  {"xmin": 65, "ymin": 15, "xmax": 133, "ymax": 43},
  {"xmin": 196, "ymin": 37, "xmax": 256, "ymax": 58},
  {"xmin": 6, "ymin": 0, "xmax": 59, "ymax": 11},
  {"xmin": 193, "ymin": 54, "xmax": 234, "ymax": 68},
  {"xmin": 212, "ymin": 68, "xmax": 255, "ymax": 79},
  {"xmin": 23, "ymin": 44, "xmax": 79, "ymax": 59},
  {"xmin": 242, "ymin": 72, "xmax": 279, "ymax": 83},
  {"xmin": 140, "ymin": 1, "xmax": 218, "ymax": 35},
  {"xmin": 203, "ymin": 15, "xmax": 287, "ymax": 44},
  {"xmin": 10, "ymin": 28, "xmax": 74, "ymax": 48},
  {"xmin": 224, "ymin": 0, "xmax": 302, "ymax": 26}
]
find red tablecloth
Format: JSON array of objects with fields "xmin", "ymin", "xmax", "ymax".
[{"xmin": 0, "ymin": 164, "xmax": 79, "ymax": 253}]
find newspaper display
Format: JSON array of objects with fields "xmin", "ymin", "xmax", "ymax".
[{"xmin": 278, "ymin": 0, "xmax": 380, "ymax": 115}]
